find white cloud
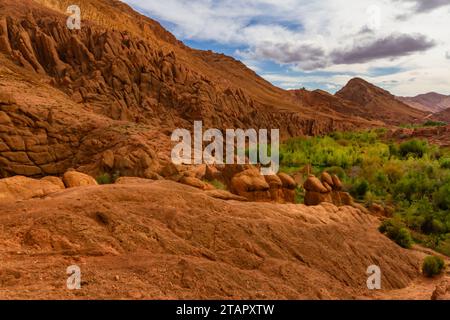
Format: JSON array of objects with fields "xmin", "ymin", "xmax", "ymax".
[{"xmin": 122, "ymin": 0, "xmax": 450, "ymax": 96}]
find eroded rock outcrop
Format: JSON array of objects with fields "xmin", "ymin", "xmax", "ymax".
[
  {"xmin": 431, "ymin": 280, "xmax": 450, "ymax": 300},
  {"xmin": 303, "ymin": 172, "xmax": 353, "ymax": 207},
  {"xmin": 62, "ymin": 170, "xmax": 97, "ymax": 188},
  {"xmin": 0, "ymin": 0, "xmax": 379, "ymax": 179},
  {"xmin": 0, "ymin": 175, "xmax": 64, "ymax": 201},
  {"xmin": 228, "ymin": 168, "xmax": 297, "ymax": 203}
]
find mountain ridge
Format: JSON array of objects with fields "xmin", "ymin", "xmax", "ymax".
[
  {"xmin": 336, "ymin": 78, "xmax": 430, "ymax": 125},
  {"xmin": 397, "ymin": 92, "xmax": 450, "ymax": 113}
]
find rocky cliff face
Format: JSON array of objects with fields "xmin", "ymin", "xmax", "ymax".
[{"xmin": 0, "ymin": 0, "xmax": 380, "ymax": 178}]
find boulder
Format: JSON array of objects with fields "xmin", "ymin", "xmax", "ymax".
[
  {"xmin": 281, "ymin": 189, "xmax": 296, "ymax": 203},
  {"xmin": 323, "ymin": 182, "xmax": 333, "ymax": 192},
  {"xmin": 101, "ymin": 150, "xmax": 115, "ymax": 169},
  {"xmin": 180, "ymin": 176, "xmax": 206, "ymax": 190},
  {"xmin": 264, "ymin": 174, "xmax": 283, "ymax": 203},
  {"xmin": 320, "ymin": 172, "xmax": 333, "ymax": 187},
  {"xmin": 303, "ymin": 176, "xmax": 328, "ymax": 193},
  {"xmin": 339, "ymin": 192, "xmax": 354, "ymax": 206},
  {"xmin": 160, "ymin": 162, "xmax": 181, "ymax": 178},
  {"xmin": 304, "ymin": 191, "xmax": 333, "ymax": 206},
  {"xmin": 143, "ymin": 169, "xmax": 163, "ymax": 180},
  {"xmin": 205, "ymin": 189, "xmax": 248, "ymax": 202},
  {"xmin": 264, "ymin": 175, "xmax": 283, "ymax": 188},
  {"xmin": 205, "ymin": 165, "xmax": 222, "ymax": 181},
  {"xmin": 231, "ymin": 169, "xmax": 270, "ymax": 194},
  {"xmin": 332, "ymin": 174, "xmax": 343, "ymax": 190},
  {"xmin": 368, "ymin": 203, "xmax": 385, "ymax": 216},
  {"xmin": 330, "ymin": 190, "xmax": 342, "ymax": 205},
  {"xmin": 41, "ymin": 176, "xmax": 65, "ymax": 189},
  {"xmin": 303, "ymin": 174, "xmax": 355, "ymax": 207},
  {"xmin": 63, "ymin": 171, "xmax": 98, "ymax": 188},
  {"xmin": 183, "ymin": 165, "xmax": 206, "ymax": 180},
  {"xmin": 231, "ymin": 168, "xmax": 270, "ymax": 201},
  {"xmin": 432, "ymin": 280, "xmax": 450, "ymax": 300},
  {"xmin": 278, "ymin": 172, "xmax": 297, "ymax": 189},
  {"xmin": 0, "ymin": 176, "xmax": 64, "ymax": 202},
  {"xmin": 222, "ymin": 163, "xmax": 253, "ymax": 187},
  {"xmin": 262, "ymin": 173, "xmax": 298, "ymax": 203}
]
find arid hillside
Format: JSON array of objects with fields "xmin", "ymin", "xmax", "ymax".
[
  {"xmin": 398, "ymin": 92, "xmax": 450, "ymax": 113},
  {"xmin": 435, "ymin": 108, "xmax": 450, "ymax": 123},
  {"xmin": 336, "ymin": 78, "xmax": 430, "ymax": 125},
  {"xmin": 1, "ymin": 178, "xmax": 443, "ymax": 300}
]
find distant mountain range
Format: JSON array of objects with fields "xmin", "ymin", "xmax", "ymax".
[{"xmin": 397, "ymin": 92, "xmax": 450, "ymax": 113}]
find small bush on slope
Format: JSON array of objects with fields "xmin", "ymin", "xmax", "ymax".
[
  {"xmin": 379, "ymin": 219, "xmax": 413, "ymax": 249},
  {"xmin": 422, "ymin": 256, "xmax": 445, "ymax": 277}
]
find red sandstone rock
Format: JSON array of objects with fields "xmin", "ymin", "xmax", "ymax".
[
  {"xmin": 63, "ymin": 171, "xmax": 98, "ymax": 188},
  {"xmin": 304, "ymin": 176, "xmax": 328, "ymax": 193},
  {"xmin": 0, "ymin": 175, "xmax": 63, "ymax": 201}
]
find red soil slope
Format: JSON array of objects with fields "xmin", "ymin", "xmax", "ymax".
[{"xmin": 0, "ymin": 179, "xmax": 432, "ymax": 299}]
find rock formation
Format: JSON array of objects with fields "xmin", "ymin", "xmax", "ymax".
[
  {"xmin": 62, "ymin": 170, "xmax": 98, "ymax": 188},
  {"xmin": 431, "ymin": 280, "xmax": 450, "ymax": 300},
  {"xmin": 0, "ymin": 0, "xmax": 385, "ymax": 180},
  {"xmin": 0, "ymin": 175, "xmax": 64, "ymax": 201},
  {"xmin": 303, "ymin": 172, "xmax": 353, "ymax": 207}
]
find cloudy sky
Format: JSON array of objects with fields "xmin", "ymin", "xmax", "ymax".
[{"xmin": 122, "ymin": 0, "xmax": 450, "ymax": 96}]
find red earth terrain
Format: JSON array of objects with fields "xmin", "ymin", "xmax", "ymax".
[{"xmin": 0, "ymin": 0, "xmax": 449, "ymax": 300}]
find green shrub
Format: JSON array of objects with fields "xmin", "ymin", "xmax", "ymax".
[
  {"xmin": 436, "ymin": 238, "xmax": 450, "ymax": 257},
  {"xmin": 96, "ymin": 171, "xmax": 121, "ymax": 184},
  {"xmin": 295, "ymin": 187, "xmax": 305, "ymax": 204},
  {"xmin": 384, "ymin": 161, "xmax": 404, "ymax": 182},
  {"xmin": 395, "ymin": 228, "xmax": 414, "ymax": 249},
  {"xmin": 388, "ymin": 143, "xmax": 399, "ymax": 158},
  {"xmin": 399, "ymin": 139, "xmax": 428, "ymax": 159},
  {"xmin": 96, "ymin": 173, "xmax": 112, "ymax": 185},
  {"xmin": 423, "ymin": 120, "xmax": 447, "ymax": 127},
  {"xmin": 364, "ymin": 191, "xmax": 377, "ymax": 207},
  {"xmin": 440, "ymin": 158, "xmax": 450, "ymax": 169},
  {"xmin": 324, "ymin": 166, "xmax": 346, "ymax": 179},
  {"xmin": 421, "ymin": 216, "xmax": 447, "ymax": 235},
  {"xmin": 434, "ymin": 183, "xmax": 450, "ymax": 210},
  {"xmin": 208, "ymin": 179, "xmax": 226, "ymax": 190},
  {"xmin": 393, "ymin": 174, "xmax": 423, "ymax": 201},
  {"xmin": 422, "ymin": 255, "xmax": 445, "ymax": 277},
  {"xmin": 351, "ymin": 179, "xmax": 369, "ymax": 199},
  {"xmin": 379, "ymin": 219, "xmax": 413, "ymax": 249}
]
